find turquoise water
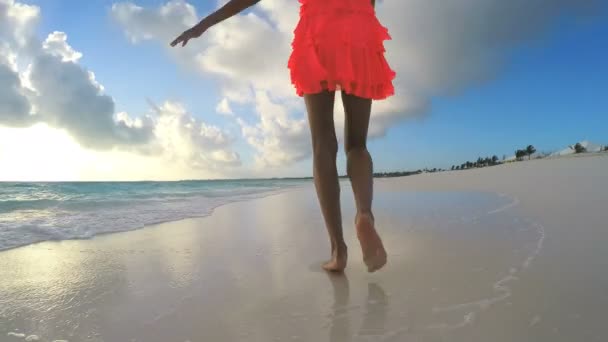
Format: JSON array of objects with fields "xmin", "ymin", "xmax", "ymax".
[{"xmin": 0, "ymin": 179, "xmax": 308, "ymax": 251}]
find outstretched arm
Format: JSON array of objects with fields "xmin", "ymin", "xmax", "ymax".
[
  {"xmin": 202, "ymin": 0, "xmax": 261, "ymax": 29},
  {"xmin": 171, "ymin": 0, "xmax": 261, "ymax": 47}
]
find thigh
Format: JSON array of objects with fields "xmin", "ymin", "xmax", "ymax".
[
  {"xmin": 341, "ymin": 92, "xmax": 372, "ymax": 152},
  {"xmin": 304, "ymin": 90, "xmax": 337, "ymax": 149}
]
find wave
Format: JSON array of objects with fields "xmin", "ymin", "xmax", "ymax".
[{"xmin": 0, "ymin": 181, "xmax": 306, "ymax": 251}]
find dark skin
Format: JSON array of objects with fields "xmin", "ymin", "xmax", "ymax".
[
  {"xmin": 171, "ymin": 0, "xmax": 375, "ymax": 47},
  {"xmin": 171, "ymin": 0, "xmax": 386, "ymax": 273},
  {"xmin": 171, "ymin": 0, "xmax": 261, "ymax": 47}
]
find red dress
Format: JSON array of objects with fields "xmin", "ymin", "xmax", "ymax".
[{"xmin": 288, "ymin": 0, "xmax": 396, "ymax": 100}]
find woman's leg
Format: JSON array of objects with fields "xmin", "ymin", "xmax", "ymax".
[
  {"xmin": 304, "ymin": 89, "xmax": 347, "ymax": 272},
  {"xmin": 341, "ymin": 91, "xmax": 387, "ymax": 272}
]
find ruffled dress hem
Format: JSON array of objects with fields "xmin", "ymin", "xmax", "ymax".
[{"xmin": 288, "ymin": 0, "xmax": 396, "ymax": 100}]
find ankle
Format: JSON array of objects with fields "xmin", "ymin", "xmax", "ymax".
[
  {"xmin": 356, "ymin": 211, "xmax": 374, "ymax": 223},
  {"xmin": 334, "ymin": 241, "xmax": 347, "ymax": 253}
]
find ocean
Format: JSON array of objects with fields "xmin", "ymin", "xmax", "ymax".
[{"xmin": 0, "ymin": 179, "xmax": 308, "ymax": 251}]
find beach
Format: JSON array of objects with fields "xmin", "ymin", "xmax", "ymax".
[{"xmin": 1, "ymin": 154, "xmax": 607, "ymax": 342}]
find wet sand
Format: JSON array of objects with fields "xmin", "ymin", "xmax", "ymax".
[{"xmin": 1, "ymin": 154, "xmax": 607, "ymax": 342}]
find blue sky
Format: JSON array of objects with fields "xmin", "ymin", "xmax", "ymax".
[
  {"xmin": 1, "ymin": 0, "xmax": 607, "ymax": 180},
  {"xmin": 371, "ymin": 13, "xmax": 608, "ymax": 172}
]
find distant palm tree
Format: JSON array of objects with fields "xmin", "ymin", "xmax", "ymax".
[
  {"xmin": 526, "ymin": 145, "xmax": 536, "ymax": 160},
  {"xmin": 492, "ymin": 155, "xmax": 499, "ymax": 164},
  {"xmin": 574, "ymin": 143, "xmax": 586, "ymax": 154},
  {"xmin": 603, "ymin": 145, "xmax": 608, "ymax": 152},
  {"xmin": 515, "ymin": 149, "xmax": 526, "ymax": 161}
]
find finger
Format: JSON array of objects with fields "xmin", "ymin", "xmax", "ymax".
[
  {"xmin": 182, "ymin": 38, "xmax": 189, "ymax": 47},
  {"xmin": 170, "ymin": 36, "xmax": 182, "ymax": 47}
]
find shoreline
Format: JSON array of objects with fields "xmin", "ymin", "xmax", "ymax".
[
  {"xmin": 2, "ymin": 152, "xmax": 605, "ymax": 254},
  {"xmin": 0, "ymin": 184, "xmax": 307, "ymax": 254}
]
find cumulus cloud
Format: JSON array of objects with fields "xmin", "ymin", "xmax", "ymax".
[
  {"xmin": 237, "ymin": 90, "xmax": 310, "ymax": 167},
  {"xmin": 111, "ymin": 0, "xmax": 198, "ymax": 43},
  {"xmin": 111, "ymin": 0, "xmax": 602, "ymax": 169},
  {"xmin": 1, "ymin": 0, "xmax": 153, "ymax": 148},
  {"xmin": 30, "ymin": 37, "xmax": 157, "ymax": 149},
  {"xmin": 110, "ymin": 0, "xmax": 208, "ymax": 72},
  {"xmin": 0, "ymin": 0, "xmax": 39, "ymax": 51},
  {"xmin": 378, "ymin": 0, "xmax": 599, "ymax": 96},
  {"xmin": 0, "ymin": 0, "xmax": 37, "ymax": 127},
  {"xmin": 0, "ymin": 61, "xmax": 31, "ymax": 126},
  {"xmin": 42, "ymin": 31, "xmax": 82, "ymax": 62},
  {"xmin": 151, "ymin": 101, "xmax": 241, "ymax": 169},
  {"xmin": 0, "ymin": 0, "xmax": 241, "ymax": 175},
  {"xmin": 215, "ymin": 97, "xmax": 234, "ymax": 116},
  {"xmin": 111, "ymin": 0, "xmax": 308, "ymax": 169},
  {"xmin": 198, "ymin": 11, "xmax": 292, "ymax": 99}
]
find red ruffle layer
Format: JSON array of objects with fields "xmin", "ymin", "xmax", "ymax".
[{"xmin": 288, "ymin": 0, "xmax": 396, "ymax": 100}]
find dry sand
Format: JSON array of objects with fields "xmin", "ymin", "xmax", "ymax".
[{"xmin": 1, "ymin": 154, "xmax": 607, "ymax": 342}]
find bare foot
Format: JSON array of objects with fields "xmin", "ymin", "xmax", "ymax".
[
  {"xmin": 356, "ymin": 213, "xmax": 387, "ymax": 272},
  {"xmin": 322, "ymin": 244, "xmax": 347, "ymax": 272}
]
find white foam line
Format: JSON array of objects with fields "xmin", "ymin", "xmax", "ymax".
[
  {"xmin": 523, "ymin": 222, "xmax": 546, "ymax": 269},
  {"xmin": 7, "ymin": 332, "xmax": 26, "ymax": 338},
  {"xmin": 427, "ymin": 312, "xmax": 476, "ymax": 331},
  {"xmin": 428, "ymin": 217, "xmax": 547, "ymax": 331},
  {"xmin": 432, "ymin": 274, "xmax": 518, "ymax": 314},
  {"xmin": 377, "ymin": 327, "xmax": 412, "ymax": 341},
  {"xmin": 487, "ymin": 195, "xmax": 520, "ymax": 215}
]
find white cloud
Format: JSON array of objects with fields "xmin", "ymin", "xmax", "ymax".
[
  {"xmin": 0, "ymin": 0, "xmax": 242, "ymax": 179},
  {"xmin": 198, "ymin": 12, "xmax": 292, "ymax": 98},
  {"xmin": 27, "ymin": 45, "xmax": 154, "ymax": 149},
  {"xmin": 111, "ymin": 0, "xmax": 310, "ymax": 169},
  {"xmin": 0, "ymin": 41, "xmax": 17, "ymax": 70},
  {"xmin": 151, "ymin": 101, "xmax": 241, "ymax": 170},
  {"xmin": 0, "ymin": 0, "xmax": 37, "ymax": 127},
  {"xmin": 215, "ymin": 97, "xmax": 234, "ymax": 116},
  {"xmin": 110, "ymin": 0, "xmax": 198, "ymax": 43},
  {"xmin": 1, "ymin": 0, "xmax": 155, "ymax": 148},
  {"xmin": 0, "ymin": 61, "xmax": 30, "ymax": 126},
  {"xmin": 0, "ymin": 0, "xmax": 39, "ymax": 51},
  {"xmin": 42, "ymin": 31, "xmax": 82, "ymax": 62},
  {"xmin": 237, "ymin": 90, "xmax": 310, "ymax": 168},
  {"xmin": 377, "ymin": 0, "xmax": 598, "ymax": 96},
  {"xmin": 111, "ymin": 0, "xmax": 602, "ymax": 171},
  {"xmin": 110, "ymin": 0, "xmax": 208, "ymax": 73}
]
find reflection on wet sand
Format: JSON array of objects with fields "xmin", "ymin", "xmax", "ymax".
[
  {"xmin": 359, "ymin": 283, "xmax": 389, "ymax": 337},
  {"xmin": 327, "ymin": 273, "xmax": 390, "ymax": 341},
  {"xmin": 327, "ymin": 273, "xmax": 352, "ymax": 342}
]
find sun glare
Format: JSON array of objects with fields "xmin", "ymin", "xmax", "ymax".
[
  {"xmin": 0, "ymin": 123, "xmax": 212, "ymax": 182},
  {"xmin": 0, "ymin": 124, "xmax": 92, "ymax": 181}
]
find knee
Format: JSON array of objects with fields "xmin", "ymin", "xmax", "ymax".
[
  {"xmin": 345, "ymin": 145, "xmax": 369, "ymax": 160},
  {"xmin": 346, "ymin": 146, "xmax": 372, "ymax": 175},
  {"xmin": 344, "ymin": 137, "xmax": 368, "ymax": 156},
  {"xmin": 312, "ymin": 138, "xmax": 338, "ymax": 161}
]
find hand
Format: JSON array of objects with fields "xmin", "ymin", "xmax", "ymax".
[{"xmin": 170, "ymin": 23, "xmax": 208, "ymax": 47}]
